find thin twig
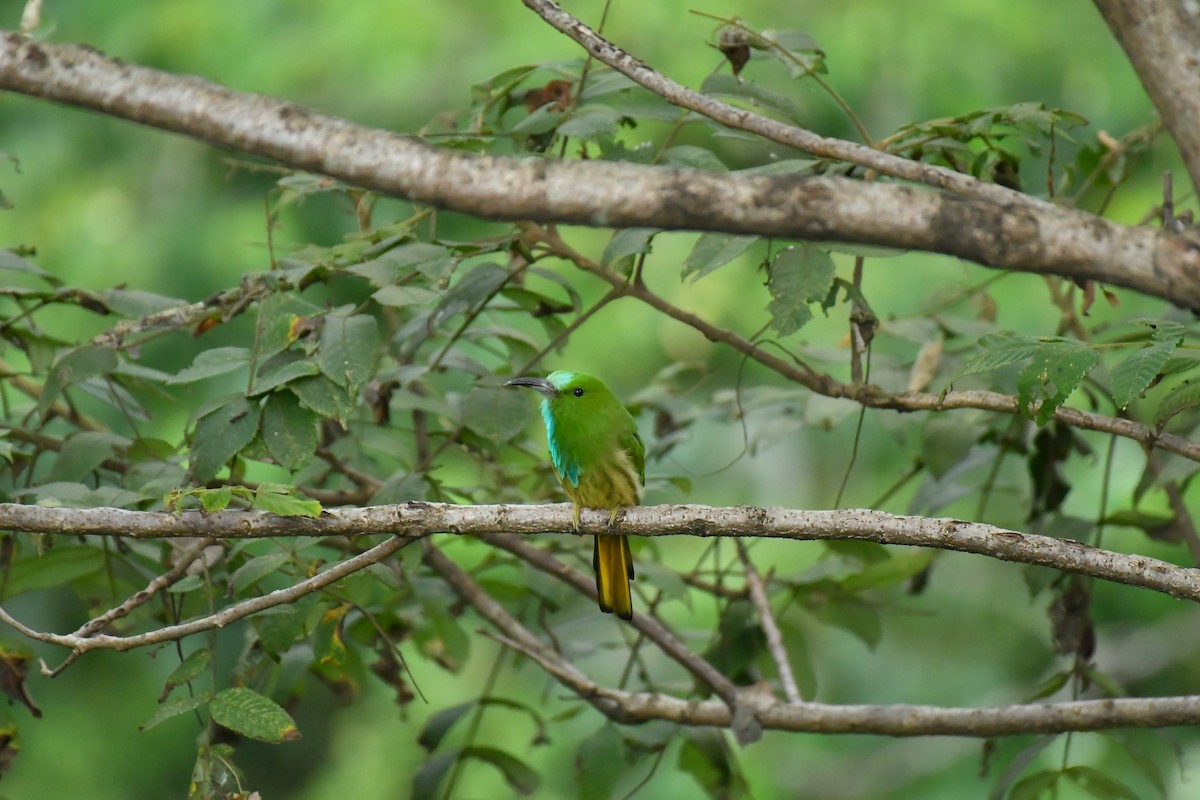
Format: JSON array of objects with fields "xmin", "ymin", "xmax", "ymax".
[{"xmin": 735, "ymin": 540, "xmax": 801, "ymax": 704}]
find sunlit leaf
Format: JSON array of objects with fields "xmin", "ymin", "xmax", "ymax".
[{"xmin": 210, "ymin": 687, "xmax": 300, "ymax": 743}]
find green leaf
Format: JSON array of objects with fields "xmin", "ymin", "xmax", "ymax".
[
  {"xmin": 318, "ymin": 312, "xmax": 380, "ymax": 394},
  {"xmin": 557, "ymin": 105, "xmax": 622, "ymax": 141},
  {"xmin": 1017, "ymin": 341, "xmax": 1099, "ymax": 423},
  {"xmin": 252, "ymin": 488, "xmax": 321, "ymax": 518},
  {"xmin": 920, "ymin": 415, "xmax": 977, "ymax": 478},
  {"xmin": 766, "ymin": 245, "xmax": 836, "ymax": 336},
  {"xmin": 701, "ymin": 73, "xmax": 805, "ymax": 123},
  {"xmin": 189, "ymin": 397, "xmax": 261, "ymax": 482},
  {"xmin": 0, "ymin": 248, "xmax": 55, "ymax": 281},
  {"xmin": 1111, "ymin": 340, "xmax": 1176, "ymax": 410},
  {"xmin": 462, "ymin": 747, "xmax": 539, "ymax": 795},
  {"xmin": 230, "ymin": 551, "xmax": 292, "ymax": 594},
  {"xmin": 160, "ymin": 648, "xmax": 213, "ymax": 702},
  {"xmin": 1154, "ymin": 379, "xmax": 1200, "ymax": 426},
  {"xmin": 38, "ymin": 345, "xmax": 118, "ymax": 419},
  {"xmin": 814, "ymin": 598, "xmax": 882, "ymax": 649},
  {"xmin": 418, "ymin": 702, "xmax": 474, "ymax": 752},
  {"xmin": 412, "ymin": 752, "xmax": 457, "ymax": 800},
  {"xmin": 949, "ymin": 332, "xmax": 1042, "ymax": 382},
  {"xmin": 601, "ymin": 228, "xmax": 660, "ymax": 267},
  {"xmin": 682, "ymin": 233, "xmax": 757, "ymax": 282},
  {"xmin": 165, "ymin": 347, "xmax": 251, "ymax": 385},
  {"xmin": 1064, "ymin": 765, "xmax": 1140, "ymax": 800},
  {"xmin": 209, "ymin": 687, "xmax": 300, "ymax": 743},
  {"xmin": 577, "ymin": 724, "xmax": 625, "ymax": 800},
  {"xmin": 289, "ymin": 375, "xmax": 355, "ymax": 423},
  {"xmin": 4, "ymin": 546, "xmax": 106, "ymax": 599},
  {"xmin": 261, "ymin": 392, "xmax": 319, "ymax": 470},
  {"xmin": 433, "ymin": 263, "xmax": 510, "ymax": 324},
  {"xmin": 140, "ymin": 692, "xmax": 212, "ymax": 733},
  {"xmin": 251, "ymin": 358, "xmax": 321, "ymax": 396},
  {"xmin": 48, "ymin": 431, "xmax": 124, "ymax": 483},
  {"xmin": 199, "ymin": 488, "xmax": 233, "ymax": 513},
  {"xmin": 100, "ymin": 289, "xmax": 186, "ymax": 317},
  {"xmin": 840, "ymin": 550, "xmax": 936, "ymax": 591},
  {"xmin": 312, "ymin": 603, "xmax": 349, "ymax": 667},
  {"xmin": 1009, "ymin": 769, "xmax": 1061, "ymax": 800},
  {"xmin": 460, "ymin": 387, "xmax": 531, "ymax": 443},
  {"xmin": 678, "ymin": 729, "xmax": 748, "ymax": 799}
]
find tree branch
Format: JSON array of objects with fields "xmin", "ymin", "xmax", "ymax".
[
  {"xmin": 0, "ymin": 502, "xmax": 1196, "ymax": 602},
  {"xmin": 430, "ymin": 514, "xmax": 1200, "ymax": 739},
  {"xmin": 1093, "ymin": 0, "xmax": 1200, "ymax": 195},
  {"xmin": 3, "ymin": 32, "xmax": 1200, "ymax": 308},
  {"xmin": 529, "ymin": 223, "xmax": 1200, "ymax": 463}
]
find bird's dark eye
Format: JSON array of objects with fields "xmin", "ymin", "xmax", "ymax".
[{"xmin": 573, "ymin": 388, "xmax": 584, "ymax": 397}]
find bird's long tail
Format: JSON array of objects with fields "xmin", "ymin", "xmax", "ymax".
[{"xmin": 594, "ymin": 534, "xmax": 634, "ymax": 620}]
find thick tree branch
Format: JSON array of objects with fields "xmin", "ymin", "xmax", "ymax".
[
  {"xmin": 432, "ymin": 518, "xmax": 1200, "ymax": 739},
  {"xmin": 530, "ymin": 224, "xmax": 1200, "ymax": 463},
  {"xmin": 3, "ymin": 33, "xmax": 1200, "ymax": 308},
  {"xmin": 0, "ymin": 502, "xmax": 1196, "ymax": 602},
  {"xmin": 1093, "ymin": 0, "xmax": 1200, "ymax": 195}
]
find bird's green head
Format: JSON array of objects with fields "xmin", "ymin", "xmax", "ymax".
[{"xmin": 503, "ymin": 371, "xmax": 620, "ymax": 420}]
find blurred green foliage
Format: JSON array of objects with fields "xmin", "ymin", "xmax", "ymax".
[{"xmin": 0, "ymin": 1, "xmax": 1196, "ymax": 799}]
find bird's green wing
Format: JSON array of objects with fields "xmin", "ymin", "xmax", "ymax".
[{"xmin": 622, "ymin": 428, "xmax": 646, "ymax": 486}]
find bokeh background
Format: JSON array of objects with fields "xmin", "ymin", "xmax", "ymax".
[{"xmin": 0, "ymin": 1, "xmax": 1194, "ymax": 798}]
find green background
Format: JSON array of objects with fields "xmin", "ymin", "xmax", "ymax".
[{"xmin": 0, "ymin": 1, "xmax": 1192, "ymax": 798}]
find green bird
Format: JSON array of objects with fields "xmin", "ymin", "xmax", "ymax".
[{"xmin": 505, "ymin": 371, "xmax": 644, "ymax": 620}]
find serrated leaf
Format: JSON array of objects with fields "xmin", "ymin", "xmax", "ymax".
[
  {"xmin": 251, "ymin": 358, "xmax": 321, "ymax": 396},
  {"xmin": 577, "ymin": 724, "xmax": 624, "ymax": 800},
  {"xmin": 289, "ymin": 375, "xmax": 354, "ymax": 422},
  {"xmin": 160, "ymin": 648, "xmax": 213, "ymax": 703},
  {"xmin": 682, "ymin": 233, "xmax": 758, "ymax": 282},
  {"xmin": 1111, "ymin": 340, "xmax": 1176, "ymax": 409},
  {"xmin": 949, "ymin": 332, "xmax": 1043, "ymax": 384},
  {"xmin": 261, "ymin": 392, "xmax": 319, "ymax": 470},
  {"xmin": 318, "ymin": 312, "xmax": 379, "ymax": 394},
  {"xmin": 166, "ymin": 347, "xmax": 251, "ymax": 385},
  {"xmin": 1017, "ymin": 341, "xmax": 1099, "ymax": 423},
  {"xmin": 601, "ymin": 228, "xmax": 660, "ymax": 267},
  {"xmin": 189, "ymin": 397, "xmax": 261, "ymax": 482},
  {"xmin": 4, "ymin": 546, "xmax": 105, "ymax": 600},
  {"xmin": 1155, "ymin": 379, "xmax": 1200, "ymax": 426},
  {"xmin": 766, "ymin": 245, "xmax": 836, "ymax": 336},
  {"xmin": 140, "ymin": 692, "xmax": 212, "ymax": 733},
  {"xmin": 210, "ymin": 687, "xmax": 300, "ymax": 743}
]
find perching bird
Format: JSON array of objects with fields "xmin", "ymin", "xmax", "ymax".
[{"xmin": 505, "ymin": 371, "xmax": 644, "ymax": 620}]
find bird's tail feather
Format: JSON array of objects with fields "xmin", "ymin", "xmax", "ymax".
[{"xmin": 594, "ymin": 534, "xmax": 633, "ymax": 620}]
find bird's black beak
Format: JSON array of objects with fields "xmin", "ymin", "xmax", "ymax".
[{"xmin": 504, "ymin": 376, "xmax": 558, "ymax": 397}]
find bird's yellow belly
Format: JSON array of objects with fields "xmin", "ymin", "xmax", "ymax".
[{"xmin": 559, "ymin": 458, "xmax": 641, "ymax": 510}]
